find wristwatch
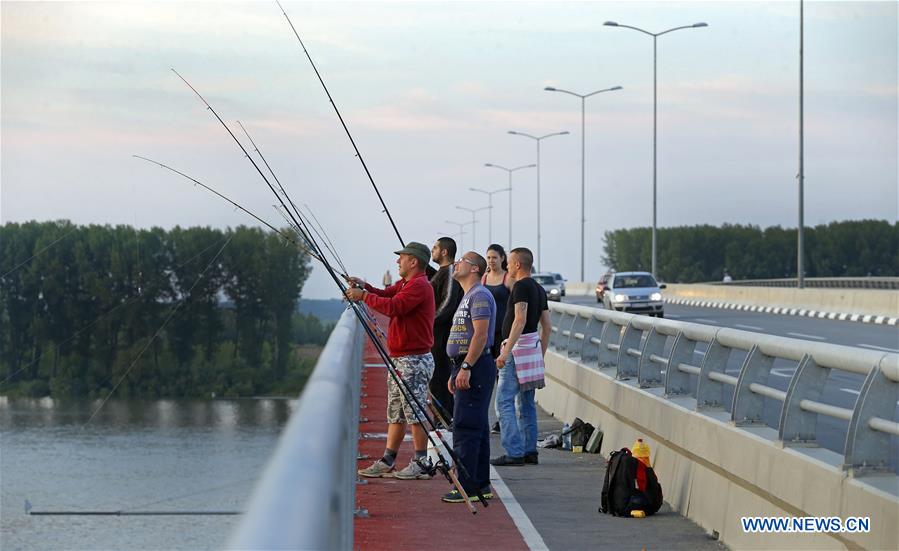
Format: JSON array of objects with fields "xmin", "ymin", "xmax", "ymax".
[{"xmin": 460, "ymin": 362, "xmax": 471, "ymax": 371}]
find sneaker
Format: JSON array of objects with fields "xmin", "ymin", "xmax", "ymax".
[
  {"xmin": 491, "ymin": 421, "xmax": 500, "ymax": 434},
  {"xmin": 358, "ymin": 459, "xmax": 395, "ymax": 478},
  {"xmin": 489, "ymin": 454, "xmax": 525, "ymax": 466},
  {"xmin": 441, "ymin": 489, "xmax": 480, "ymax": 503},
  {"xmin": 394, "ymin": 456, "xmax": 433, "ymax": 480},
  {"xmin": 524, "ymin": 452, "xmax": 539, "ymax": 465},
  {"xmin": 479, "ymin": 485, "xmax": 494, "ymax": 500}
]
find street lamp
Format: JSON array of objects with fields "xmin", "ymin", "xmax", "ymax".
[
  {"xmin": 469, "ymin": 186, "xmax": 511, "ymax": 245},
  {"xmin": 455, "ymin": 205, "xmax": 491, "ymax": 251},
  {"xmin": 483, "ymin": 163, "xmax": 536, "ymax": 248},
  {"xmin": 508, "ymin": 130, "xmax": 570, "ymax": 272},
  {"xmin": 445, "ymin": 219, "xmax": 472, "ymax": 247},
  {"xmin": 604, "ymin": 20, "xmax": 707, "ymax": 279},
  {"xmin": 544, "ymin": 86, "xmax": 621, "ymax": 281}
]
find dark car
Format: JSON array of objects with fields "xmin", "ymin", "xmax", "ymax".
[{"xmin": 533, "ymin": 273, "xmax": 563, "ymax": 302}]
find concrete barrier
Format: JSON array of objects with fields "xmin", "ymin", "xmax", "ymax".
[
  {"xmin": 537, "ymin": 351, "xmax": 899, "ymax": 550},
  {"xmin": 565, "ymin": 281, "xmax": 898, "ymax": 319}
]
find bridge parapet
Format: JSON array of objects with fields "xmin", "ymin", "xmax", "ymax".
[
  {"xmin": 543, "ymin": 301, "xmax": 898, "ymax": 549},
  {"xmin": 227, "ymin": 308, "xmax": 363, "ymax": 550}
]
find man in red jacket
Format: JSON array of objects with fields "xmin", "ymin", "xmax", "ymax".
[{"xmin": 345, "ymin": 242, "xmax": 437, "ymax": 480}]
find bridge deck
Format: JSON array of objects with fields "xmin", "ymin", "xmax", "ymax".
[{"xmin": 354, "ymin": 320, "xmax": 727, "ymax": 551}]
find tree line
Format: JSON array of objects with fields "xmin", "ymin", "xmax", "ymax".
[
  {"xmin": 602, "ymin": 219, "xmax": 898, "ymax": 283},
  {"xmin": 0, "ymin": 221, "xmax": 334, "ymax": 398}
]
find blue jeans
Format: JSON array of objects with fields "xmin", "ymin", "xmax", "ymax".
[
  {"xmin": 452, "ymin": 354, "xmax": 497, "ymax": 492},
  {"xmin": 496, "ymin": 355, "xmax": 537, "ymax": 458}
]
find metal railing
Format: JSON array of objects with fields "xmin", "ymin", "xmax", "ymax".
[
  {"xmin": 549, "ymin": 302, "xmax": 899, "ymax": 476},
  {"xmin": 228, "ymin": 308, "xmax": 363, "ymax": 550},
  {"xmin": 710, "ymin": 277, "xmax": 899, "ymax": 289}
]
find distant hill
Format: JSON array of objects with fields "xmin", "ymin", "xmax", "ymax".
[{"xmin": 297, "ymin": 298, "xmax": 346, "ymax": 323}]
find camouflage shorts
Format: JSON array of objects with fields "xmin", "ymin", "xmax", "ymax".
[{"xmin": 386, "ymin": 353, "xmax": 435, "ymax": 425}]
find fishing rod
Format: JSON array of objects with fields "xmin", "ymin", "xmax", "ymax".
[
  {"xmin": 170, "ymin": 72, "xmax": 485, "ymax": 510},
  {"xmin": 275, "ymin": 0, "xmax": 405, "ymax": 248},
  {"xmin": 133, "ymin": 156, "xmax": 326, "ymax": 266},
  {"xmin": 302, "ymin": 204, "xmax": 351, "ymax": 277},
  {"xmin": 234, "ymin": 119, "xmax": 350, "ymax": 276}
]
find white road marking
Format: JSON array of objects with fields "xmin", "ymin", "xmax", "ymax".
[
  {"xmin": 735, "ymin": 324, "xmax": 764, "ymax": 331},
  {"xmin": 770, "ymin": 368, "xmax": 796, "ymax": 378},
  {"xmin": 858, "ymin": 343, "xmax": 899, "ymax": 353},
  {"xmin": 841, "ymin": 387, "xmax": 899, "ymax": 405},
  {"xmin": 666, "ymin": 314, "xmax": 680, "ymax": 318},
  {"xmin": 490, "ymin": 466, "xmax": 549, "ymax": 551},
  {"xmin": 694, "ymin": 350, "xmax": 706, "ymax": 355},
  {"xmin": 694, "ymin": 318, "xmax": 717, "ymax": 324},
  {"xmin": 364, "ymin": 363, "xmax": 387, "ymax": 368},
  {"xmin": 787, "ymin": 332, "xmax": 826, "ymax": 341}
]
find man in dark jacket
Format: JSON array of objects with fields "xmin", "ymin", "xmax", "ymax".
[{"xmin": 429, "ymin": 237, "xmax": 463, "ymax": 425}]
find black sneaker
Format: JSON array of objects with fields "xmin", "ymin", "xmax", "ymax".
[
  {"xmin": 491, "ymin": 421, "xmax": 500, "ymax": 434},
  {"xmin": 524, "ymin": 452, "xmax": 539, "ymax": 465},
  {"xmin": 480, "ymin": 485, "xmax": 494, "ymax": 500},
  {"xmin": 441, "ymin": 489, "xmax": 480, "ymax": 503},
  {"xmin": 490, "ymin": 454, "xmax": 525, "ymax": 466}
]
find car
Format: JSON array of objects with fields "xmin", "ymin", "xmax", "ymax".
[
  {"xmin": 595, "ymin": 272, "xmax": 614, "ymax": 302},
  {"xmin": 600, "ymin": 271, "xmax": 666, "ymax": 317},
  {"xmin": 550, "ymin": 273, "xmax": 566, "ymax": 296},
  {"xmin": 532, "ymin": 273, "xmax": 563, "ymax": 302}
]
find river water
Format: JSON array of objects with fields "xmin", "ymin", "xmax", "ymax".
[{"xmin": 0, "ymin": 396, "xmax": 294, "ymax": 550}]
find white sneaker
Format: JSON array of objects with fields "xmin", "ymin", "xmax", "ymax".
[
  {"xmin": 358, "ymin": 459, "xmax": 395, "ymax": 478},
  {"xmin": 394, "ymin": 457, "xmax": 433, "ymax": 480}
]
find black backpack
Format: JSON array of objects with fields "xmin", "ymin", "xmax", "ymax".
[
  {"xmin": 599, "ymin": 448, "xmax": 663, "ymax": 517},
  {"xmin": 562, "ymin": 417, "xmax": 595, "ymax": 449}
]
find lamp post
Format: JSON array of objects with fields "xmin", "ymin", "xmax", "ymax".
[
  {"xmin": 484, "ymin": 163, "xmax": 536, "ymax": 248},
  {"xmin": 469, "ymin": 186, "xmax": 511, "ymax": 245},
  {"xmin": 508, "ymin": 130, "xmax": 569, "ymax": 272},
  {"xmin": 444, "ymin": 220, "xmax": 472, "ymax": 247},
  {"xmin": 455, "ymin": 205, "xmax": 490, "ymax": 251},
  {"xmin": 544, "ymin": 86, "xmax": 621, "ymax": 281},
  {"xmin": 604, "ymin": 20, "xmax": 707, "ymax": 279}
]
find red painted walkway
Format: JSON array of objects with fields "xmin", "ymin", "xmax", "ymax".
[{"xmin": 354, "ymin": 316, "xmax": 529, "ymax": 551}]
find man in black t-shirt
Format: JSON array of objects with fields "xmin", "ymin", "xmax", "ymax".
[{"xmin": 490, "ymin": 248, "xmax": 551, "ymax": 466}]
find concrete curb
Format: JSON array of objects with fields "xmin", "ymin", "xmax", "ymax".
[{"xmin": 664, "ymin": 297, "xmax": 899, "ymax": 326}]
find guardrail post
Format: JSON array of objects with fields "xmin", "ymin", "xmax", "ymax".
[
  {"xmin": 556, "ymin": 312, "xmax": 575, "ymax": 353},
  {"xmin": 597, "ymin": 320, "xmax": 623, "ymax": 368},
  {"xmin": 638, "ymin": 326, "xmax": 666, "ymax": 388},
  {"xmin": 549, "ymin": 309, "xmax": 564, "ymax": 349},
  {"xmin": 616, "ymin": 321, "xmax": 642, "ymax": 380},
  {"xmin": 696, "ymin": 335, "xmax": 732, "ymax": 410},
  {"xmin": 844, "ymin": 356, "xmax": 899, "ymax": 476},
  {"xmin": 665, "ymin": 332, "xmax": 697, "ymax": 397},
  {"xmin": 568, "ymin": 313, "xmax": 590, "ymax": 359},
  {"xmin": 779, "ymin": 354, "xmax": 827, "ymax": 445},
  {"xmin": 580, "ymin": 314, "xmax": 603, "ymax": 365},
  {"xmin": 732, "ymin": 345, "xmax": 775, "ymax": 426}
]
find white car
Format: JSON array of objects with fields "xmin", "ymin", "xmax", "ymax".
[{"xmin": 601, "ymin": 271, "xmax": 666, "ymax": 317}]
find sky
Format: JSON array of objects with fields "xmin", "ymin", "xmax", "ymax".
[{"xmin": 2, "ymin": 1, "xmax": 896, "ymax": 299}]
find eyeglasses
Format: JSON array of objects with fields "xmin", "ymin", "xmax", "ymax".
[{"xmin": 454, "ymin": 258, "xmax": 476, "ymax": 267}]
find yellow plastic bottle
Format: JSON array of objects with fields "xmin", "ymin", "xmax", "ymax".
[
  {"xmin": 630, "ymin": 510, "xmax": 646, "ymax": 518},
  {"xmin": 632, "ymin": 438, "xmax": 651, "ymax": 466}
]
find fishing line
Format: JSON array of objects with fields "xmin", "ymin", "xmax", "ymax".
[
  {"xmin": 302, "ymin": 203, "xmax": 350, "ymax": 277},
  {"xmin": 84, "ymin": 235, "xmax": 232, "ymax": 426},
  {"xmin": 0, "ymin": 224, "xmax": 80, "ymax": 279},
  {"xmin": 0, "ymin": 235, "xmax": 231, "ymax": 388}
]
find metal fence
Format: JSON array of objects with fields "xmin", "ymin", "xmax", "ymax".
[
  {"xmin": 548, "ymin": 301, "xmax": 899, "ymax": 476},
  {"xmin": 710, "ymin": 277, "xmax": 899, "ymax": 289},
  {"xmin": 228, "ymin": 308, "xmax": 363, "ymax": 550}
]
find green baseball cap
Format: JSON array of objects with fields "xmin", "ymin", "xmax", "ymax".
[{"xmin": 394, "ymin": 241, "xmax": 431, "ymax": 266}]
